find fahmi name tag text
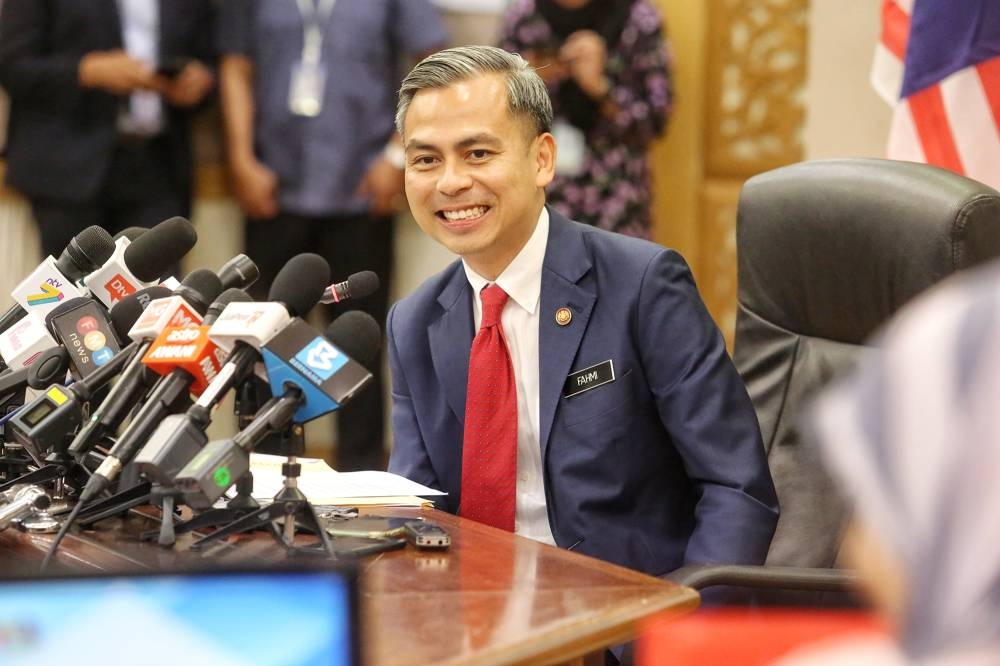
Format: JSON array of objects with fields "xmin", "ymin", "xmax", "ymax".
[{"xmin": 563, "ymin": 359, "xmax": 615, "ymax": 398}]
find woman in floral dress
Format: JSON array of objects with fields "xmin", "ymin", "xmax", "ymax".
[{"xmin": 499, "ymin": 0, "xmax": 673, "ymax": 238}]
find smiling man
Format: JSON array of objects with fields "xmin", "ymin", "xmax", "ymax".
[{"xmin": 387, "ymin": 45, "xmax": 778, "ymax": 579}]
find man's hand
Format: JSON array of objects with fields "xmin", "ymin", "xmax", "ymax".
[
  {"xmin": 157, "ymin": 61, "xmax": 214, "ymax": 108},
  {"xmin": 78, "ymin": 50, "xmax": 156, "ymax": 95},
  {"xmin": 559, "ymin": 31, "xmax": 611, "ymax": 100},
  {"xmin": 230, "ymin": 157, "xmax": 279, "ymax": 220},
  {"xmin": 356, "ymin": 157, "xmax": 404, "ymax": 216}
]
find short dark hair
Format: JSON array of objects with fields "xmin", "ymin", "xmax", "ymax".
[{"xmin": 396, "ymin": 45, "xmax": 553, "ymax": 137}]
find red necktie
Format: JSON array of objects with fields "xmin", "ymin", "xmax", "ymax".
[{"xmin": 460, "ymin": 283, "xmax": 518, "ymax": 531}]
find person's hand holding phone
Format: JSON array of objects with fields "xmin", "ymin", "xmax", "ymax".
[
  {"xmin": 157, "ymin": 60, "xmax": 214, "ymax": 108},
  {"xmin": 78, "ymin": 49, "xmax": 156, "ymax": 95}
]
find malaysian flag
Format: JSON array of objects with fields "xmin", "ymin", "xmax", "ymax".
[{"xmin": 871, "ymin": 0, "xmax": 1000, "ymax": 190}]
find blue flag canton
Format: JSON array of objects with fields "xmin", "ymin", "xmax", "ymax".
[{"xmin": 901, "ymin": 0, "xmax": 1000, "ymax": 98}]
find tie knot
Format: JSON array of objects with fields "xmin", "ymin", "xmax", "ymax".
[{"xmin": 480, "ymin": 284, "xmax": 509, "ymax": 328}]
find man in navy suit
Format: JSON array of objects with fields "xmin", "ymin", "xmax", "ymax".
[
  {"xmin": 387, "ymin": 45, "xmax": 778, "ymax": 577},
  {"xmin": 0, "ymin": 0, "xmax": 214, "ymax": 257}
]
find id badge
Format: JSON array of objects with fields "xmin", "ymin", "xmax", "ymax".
[
  {"xmin": 552, "ymin": 118, "xmax": 586, "ymax": 177},
  {"xmin": 289, "ymin": 60, "xmax": 326, "ymax": 117}
]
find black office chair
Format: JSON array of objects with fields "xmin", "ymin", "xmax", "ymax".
[{"xmin": 670, "ymin": 158, "xmax": 1000, "ymax": 602}]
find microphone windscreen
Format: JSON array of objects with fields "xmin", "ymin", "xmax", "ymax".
[
  {"xmin": 269, "ymin": 253, "xmax": 330, "ymax": 317},
  {"xmin": 325, "ymin": 310, "xmax": 381, "ymax": 370},
  {"xmin": 109, "ymin": 286, "xmax": 172, "ymax": 341},
  {"xmin": 217, "ymin": 254, "xmax": 260, "ymax": 291},
  {"xmin": 62, "ymin": 225, "xmax": 116, "ymax": 274},
  {"xmin": 176, "ymin": 269, "xmax": 224, "ymax": 315},
  {"xmin": 123, "ymin": 217, "xmax": 198, "ymax": 282},
  {"xmin": 347, "ymin": 271, "xmax": 380, "ymax": 300},
  {"xmin": 114, "ymin": 226, "xmax": 148, "ymax": 242},
  {"xmin": 206, "ymin": 288, "xmax": 253, "ymax": 322}
]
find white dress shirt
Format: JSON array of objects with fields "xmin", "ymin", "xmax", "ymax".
[{"xmin": 463, "ymin": 207, "xmax": 556, "ymax": 545}]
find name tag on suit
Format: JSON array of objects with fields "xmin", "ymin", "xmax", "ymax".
[{"xmin": 563, "ymin": 359, "xmax": 615, "ymax": 398}]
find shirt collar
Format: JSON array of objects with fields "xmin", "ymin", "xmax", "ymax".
[{"xmin": 463, "ymin": 207, "xmax": 549, "ymax": 315}]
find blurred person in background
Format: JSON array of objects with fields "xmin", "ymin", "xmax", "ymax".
[
  {"xmin": 0, "ymin": 0, "xmax": 215, "ymax": 257},
  {"xmin": 499, "ymin": 0, "xmax": 672, "ymax": 239},
  {"xmin": 793, "ymin": 264, "xmax": 1000, "ymax": 665},
  {"xmin": 217, "ymin": 1, "xmax": 447, "ymax": 472}
]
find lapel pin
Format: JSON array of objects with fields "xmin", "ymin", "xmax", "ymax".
[{"xmin": 555, "ymin": 307, "xmax": 572, "ymax": 326}]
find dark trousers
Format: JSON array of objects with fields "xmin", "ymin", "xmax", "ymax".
[
  {"xmin": 246, "ymin": 211, "xmax": 394, "ymax": 472},
  {"xmin": 31, "ymin": 135, "xmax": 188, "ymax": 258}
]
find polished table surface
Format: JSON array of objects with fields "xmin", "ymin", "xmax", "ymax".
[{"xmin": 0, "ymin": 506, "xmax": 699, "ymax": 666}]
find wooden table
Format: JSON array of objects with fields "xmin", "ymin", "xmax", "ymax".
[{"xmin": 0, "ymin": 507, "xmax": 698, "ymax": 666}]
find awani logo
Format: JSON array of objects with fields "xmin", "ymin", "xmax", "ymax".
[
  {"xmin": 26, "ymin": 281, "xmax": 64, "ymax": 306},
  {"xmin": 292, "ymin": 337, "xmax": 346, "ymax": 382}
]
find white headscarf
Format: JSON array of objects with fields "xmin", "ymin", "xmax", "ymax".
[{"xmin": 812, "ymin": 262, "xmax": 1000, "ymax": 662}]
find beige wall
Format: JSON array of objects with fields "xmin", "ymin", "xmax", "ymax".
[{"xmin": 804, "ymin": 0, "xmax": 892, "ymax": 160}]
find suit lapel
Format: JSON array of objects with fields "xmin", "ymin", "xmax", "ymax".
[
  {"xmin": 538, "ymin": 211, "xmax": 596, "ymax": 458},
  {"xmin": 429, "ymin": 267, "xmax": 475, "ymax": 424}
]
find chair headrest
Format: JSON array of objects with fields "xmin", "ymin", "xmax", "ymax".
[{"xmin": 737, "ymin": 158, "xmax": 1000, "ymax": 344}]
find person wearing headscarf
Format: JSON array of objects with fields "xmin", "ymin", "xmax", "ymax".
[
  {"xmin": 791, "ymin": 262, "xmax": 1000, "ymax": 665},
  {"xmin": 498, "ymin": 0, "xmax": 672, "ymax": 239}
]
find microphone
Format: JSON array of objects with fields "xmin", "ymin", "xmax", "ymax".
[
  {"xmin": 44, "ymin": 297, "xmax": 121, "ymax": 378},
  {"xmin": 133, "ymin": 257, "xmax": 331, "ymax": 485},
  {"xmin": 77, "ymin": 282, "xmax": 243, "ymax": 503},
  {"xmin": 66, "ymin": 270, "xmax": 221, "ymax": 459},
  {"xmin": 106, "ymin": 285, "xmax": 174, "ymax": 346},
  {"xmin": 0, "ymin": 485, "xmax": 51, "ymax": 531},
  {"xmin": 217, "ymin": 254, "xmax": 260, "ymax": 291},
  {"xmin": 0, "ymin": 312, "xmax": 58, "ymax": 370},
  {"xmin": 320, "ymin": 270, "xmax": 380, "ymax": 304},
  {"xmin": 208, "ymin": 253, "xmax": 329, "ymax": 354},
  {"xmin": 85, "ymin": 216, "xmax": 198, "ymax": 308},
  {"xmin": 0, "ymin": 225, "xmax": 116, "ymax": 334},
  {"xmin": 7, "ymin": 292, "xmax": 164, "ymax": 463},
  {"xmin": 175, "ymin": 312, "xmax": 380, "ymax": 509},
  {"xmin": 113, "ymin": 227, "xmax": 147, "ymax": 242}
]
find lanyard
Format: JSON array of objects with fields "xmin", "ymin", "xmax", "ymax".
[{"xmin": 294, "ymin": 0, "xmax": 337, "ymax": 64}]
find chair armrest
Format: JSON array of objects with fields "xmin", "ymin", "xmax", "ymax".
[{"xmin": 666, "ymin": 565, "xmax": 861, "ymax": 593}]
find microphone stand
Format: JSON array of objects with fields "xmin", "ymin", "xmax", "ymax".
[{"xmin": 188, "ymin": 403, "xmax": 332, "ymax": 556}]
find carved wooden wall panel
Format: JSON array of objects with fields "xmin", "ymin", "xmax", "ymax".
[{"xmin": 696, "ymin": 0, "xmax": 808, "ymax": 345}]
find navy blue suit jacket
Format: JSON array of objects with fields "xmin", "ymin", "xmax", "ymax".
[
  {"xmin": 387, "ymin": 209, "xmax": 778, "ymax": 576},
  {"xmin": 0, "ymin": 0, "xmax": 213, "ymax": 203}
]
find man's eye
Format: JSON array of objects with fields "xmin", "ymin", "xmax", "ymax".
[
  {"xmin": 412, "ymin": 155, "xmax": 437, "ymax": 166},
  {"xmin": 469, "ymin": 149, "xmax": 493, "ymax": 160}
]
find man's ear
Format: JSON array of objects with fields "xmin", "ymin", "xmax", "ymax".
[{"xmin": 534, "ymin": 132, "xmax": 556, "ymax": 188}]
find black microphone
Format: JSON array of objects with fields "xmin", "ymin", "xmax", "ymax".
[
  {"xmin": 7, "ymin": 291, "xmax": 163, "ymax": 461},
  {"xmin": 107, "ymin": 285, "xmax": 174, "ymax": 346},
  {"xmin": 0, "ymin": 225, "xmax": 116, "ymax": 335},
  {"xmin": 320, "ymin": 271, "xmax": 380, "ymax": 304},
  {"xmin": 134, "ymin": 257, "xmax": 332, "ymax": 484},
  {"xmin": 43, "ymin": 297, "xmax": 121, "ymax": 379},
  {"xmin": 217, "ymin": 254, "xmax": 260, "ymax": 291},
  {"xmin": 113, "ymin": 227, "xmax": 147, "ymax": 242},
  {"xmin": 86, "ymin": 216, "xmax": 198, "ymax": 308},
  {"xmin": 175, "ymin": 313, "xmax": 379, "ymax": 508},
  {"xmin": 66, "ymin": 269, "xmax": 222, "ymax": 460},
  {"xmin": 77, "ymin": 285, "xmax": 243, "ymax": 503}
]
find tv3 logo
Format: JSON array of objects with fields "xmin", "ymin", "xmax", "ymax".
[
  {"xmin": 26, "ymin": 278, "xmax": 64, "ymax": 306},
  {"xmin": 294, "ymin": 337, "xmax": 346, "ymax": 381}
]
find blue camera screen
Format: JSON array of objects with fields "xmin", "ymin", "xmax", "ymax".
[{"xmin": 0, "ymin": 570, "xmax": 355, "ymax": 666}]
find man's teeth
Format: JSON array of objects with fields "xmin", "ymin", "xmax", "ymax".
[{"xmin": 442, "ymin": 206, "xmax": 487, "ymax": 221}]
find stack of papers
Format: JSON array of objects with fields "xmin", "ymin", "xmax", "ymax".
[{"xmin": 244, "ymin": 454, "xmax": 446, "ymax": 507}]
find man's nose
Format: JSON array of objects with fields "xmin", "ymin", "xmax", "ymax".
[{"xmin": 436, "ymin": 160, "xmax": 473, "ymax": 196}]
